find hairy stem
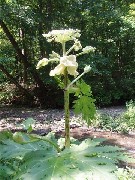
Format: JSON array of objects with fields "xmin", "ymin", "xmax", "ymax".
[
  {"xmin": 62, "ymin": 42, "xmax": 70, "ymax": 148},
  {"xmin": 64, "ymin": 69, "xmax": 70, "ymax": 148}
]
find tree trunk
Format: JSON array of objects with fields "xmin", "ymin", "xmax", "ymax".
[
  {"xmin": 38, "ymin": 0, "xmax": 46, "ymax": 58},
  {"xmin": 19, "ymin": 28, "xmax": 28, "ymax": 84},
  {"xmin": 0, "ymin": 19, "xmax": 45, "ymax": 90}
]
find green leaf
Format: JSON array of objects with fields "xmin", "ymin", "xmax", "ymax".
[
  {"xmin": 0, "ymin": 133, "xmax": 58, "ymax": 159},
  {"xmin": 73, "ymin": 80, "xmax": 96, "ymax": 126},
  {"xmin": 0, "ymin": 131, "xmax": 13, "ymax": 142},
  {"xmin": 1, "ymin": 132, "xmax": 134, "ymax": 180},
  {"xmin": 75, "ymin": 79, "xmax": 92, "ymax": 96},
  {"xmin": 22, "ymin": 118, "xmax": 36, "ymax": 132},
  {"xmin": 73, "ymin": 95, "xmax": 96, "ymax": 126},
  {"xmin": 0, "ymin": 164, "xmax": 14, "ymax": 177},
  {"xmin": 13, "ymin": 138, "xmax": 125, "ymax": 180}
]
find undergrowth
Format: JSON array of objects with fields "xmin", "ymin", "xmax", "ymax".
[{"xmin": 93, "ymin": 100, "xmax": 135, "ymax": 134}]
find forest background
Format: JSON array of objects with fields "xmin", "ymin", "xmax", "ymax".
[{"xmin": 0, "ymin": 0, "xmax": 135, "ymax": 108}]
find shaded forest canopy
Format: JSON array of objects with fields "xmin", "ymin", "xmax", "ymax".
[{"xmin": 0, "ymin": 0, "xmax": 135, "ymax": 107}]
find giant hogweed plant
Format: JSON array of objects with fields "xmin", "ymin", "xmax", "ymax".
[
  {"xmin": 0, "ymin": 29, "xmax": 134, "ymax": 180},
  {"xmin": 36, "ymin": 29, "xmax": 96, "ymax": 147}
]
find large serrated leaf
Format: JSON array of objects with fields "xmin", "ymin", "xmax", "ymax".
[
  {"xmin": 1, "ymin": 132, "xmax": 134, "ymax": 180},
  {"xmin": 0, "ymin": 139, "xmax": 54, "ymax": 159},
  {"xmin": 75, "ymin": 80, "xmax": 92, "ymax": 96},
  {"xmin": 14, "ymin": 149, "xmax": 118, "ymax": 180},
  {"xmin": 13, "ymin": 139, "xmax": 124, "ymax": 180}
]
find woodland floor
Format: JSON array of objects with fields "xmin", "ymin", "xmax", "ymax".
[{"xmin": 0, "ymin": 105, "xmax": 135, "ymax": 168}]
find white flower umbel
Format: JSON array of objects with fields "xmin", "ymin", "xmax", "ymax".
[
  {"xmin": 36, "ymin": 57, "xmax": 60, "ymax": 70},
  {"xmin": 82, "ymin": 46, "xmax": 96, "ymax": 54},
  {"xmin": 50, "ymin": 55, "xmax": 78, "ymax": 76},
  {"xmin": 66, "ymin": 39, "xmax": 82, "ymax": 55},
  {"xmin": 76, "ymin": 46, "xmax": 96, "ymax": 57},
  {"xmin": 43, "ymin": 29, "xmax": 81, "ymax": 44},
  {"xmin": 36, "ymin": 58, "xmax": 49, "ymax": 69}
]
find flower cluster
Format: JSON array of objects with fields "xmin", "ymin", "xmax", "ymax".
[
  {"xmin": 36, "ymin": 29, "xmax": 95, "ymax": 79},
  {"xmin": 82, "ymin": 46, "xmax": 96, "ymax": 54},
  {"xmin": 42, "ymin": 29, "xmax": 81, "ymax": 43}
]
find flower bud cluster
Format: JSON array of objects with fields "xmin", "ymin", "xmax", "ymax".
[
  {"xmin": 36, "ymin": 58, "xmax": 48, "ymax": 69},
  {"xmin": 73, "ymin": 40, "xmax": 82, "ymax": 51}
]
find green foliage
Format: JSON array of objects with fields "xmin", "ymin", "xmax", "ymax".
[
  {"xmin": 0, "ymin": 83, "xmax": 15, "ymax": 105},
  {"xmin": 123, "ymin": 100, "xmax": 135, "ymax": 130},
  {"xmin": 93, "ymin": 100, "xmax": 135, "ymax": 133},
  {"xmin": 0, "ymin": 131, "xmax": 134, "ymax": 180},
  {"xmin": 73, "ymin": 80, "xmax": 96, "ymax": 126}
]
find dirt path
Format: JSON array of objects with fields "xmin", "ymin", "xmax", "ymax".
[{"xmin": 0, "ymin": 105, "xmax": 126, "ymax": 132}]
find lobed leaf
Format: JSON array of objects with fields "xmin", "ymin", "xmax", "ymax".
[
  {"xmin": 1, "ymin": 132, "xmax": 134, "ymax": 180},
  {"xmin": 73, "ymin": 80, "xmax": 96, "ymax": 126},
  {"xmin": 13, "ymin": 138, "xmax": 127, "ymax": 180}
]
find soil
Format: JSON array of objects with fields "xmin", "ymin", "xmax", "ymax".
[{"xmin": 0, "ymin": 105, "xmax": 135, "ymax": 168}]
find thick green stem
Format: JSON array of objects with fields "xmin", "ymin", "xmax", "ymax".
[
  {"xmin": 62, "ymin": 42, "xmax": 70, "ymax": 148},
  {"xmin": 64, "ymin": 69, "xmax": 70, "ymax": 148}
]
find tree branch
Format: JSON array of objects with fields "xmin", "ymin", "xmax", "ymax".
[{"xmin": 0, "ymin": 19, "xmax": 45, "ymax": 89}]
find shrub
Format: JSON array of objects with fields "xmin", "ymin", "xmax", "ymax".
[{"xmin": 93, "ymin": 100, "xmax": 135, "ymax": 134}]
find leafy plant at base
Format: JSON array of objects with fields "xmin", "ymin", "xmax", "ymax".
[
  {"xmin": 0, "ymin": 131, "xmax": 134, "ymax": 180},
  {"xmin": 21, "ymin": 118, "xmax": 36, "ymax": 133}
]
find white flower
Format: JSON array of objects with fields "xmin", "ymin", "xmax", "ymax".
[
  {"xmin": 49, "ymin": 55, "xmax": 78, "ymax": 76},
  {"xmin": 73, "ymin": 39, "xmax": 82, "ymax": 51},
  {"xmin": 84, "ymin": 65, "xmax": 91, "ymax": 73},
  {"xmin": 43, "ymin": 29, "xmax": 81, "ymax": 43},
  {"xmin": 82, "ymin": 46, "xmax": 96, "ymax": 54},
  {"xmin": 36, "ymin": 58, "xmax": 49, "ymax": 69}
]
